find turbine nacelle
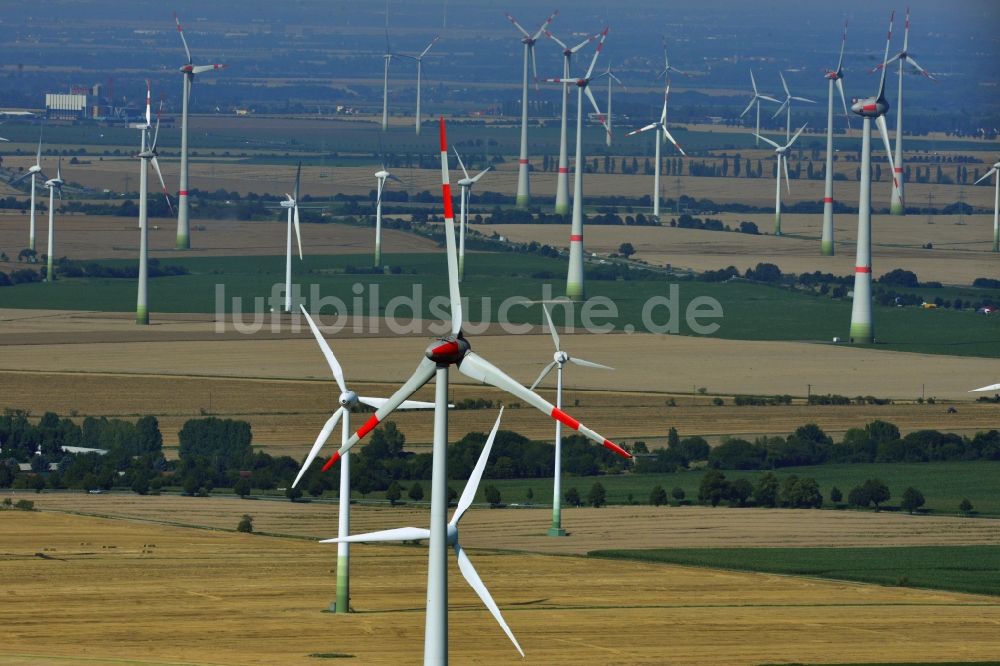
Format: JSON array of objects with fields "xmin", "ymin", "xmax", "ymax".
[
  {"xmin": 851, "ymin": 96, "xmax": 889, "ymax": 118},
  {"xmin": 375, "ymin": 169, "xmax": 391, "ymax": 180},
  {"xmin": 425, "ymin": 335, "xmax": 471, "ymax": 365},
  {"xmin": 554, "ymin": 350, "xmax": 569, "ymax": 364}
]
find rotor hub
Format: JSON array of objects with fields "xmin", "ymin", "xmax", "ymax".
[
  {"xmin": 554, "ymin": 351, "xmax": 569, "ymax": 364},
  {"xmin": 339, "ymin": 390, "xmax": 358, "ymax": 407}
]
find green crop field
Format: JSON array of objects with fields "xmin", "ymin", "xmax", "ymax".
[
  {"xmin": 5, "ymin": 247, "xmax": 998, "ymax": 357},
  {"xmin": 588, "ymin": 545, "xmax": 1000, "ymax": 597},
  {"xmin": 422, "ymin": 461, "xmax": 1000, "ymax": 517}
]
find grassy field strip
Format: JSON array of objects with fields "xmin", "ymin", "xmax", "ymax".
[{"xmin": 588, "ymin": 546, "xmax": 1000, "ymax": 597}]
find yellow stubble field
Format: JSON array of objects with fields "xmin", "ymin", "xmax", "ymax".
[{"xmin": 3, "ymin": 505, "xmax": 1000, "ymax": 665}]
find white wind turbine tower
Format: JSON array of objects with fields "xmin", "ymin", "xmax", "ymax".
[
  {"xmin": 627, "ymin": 83, "xmax": 685, "ymax": 220},
  {"xmin": 505, "ymin": 10, "xmax": 558, "ymax": 208},
  {"xmin": 598, "ymin": 62, "xmax": 624, "ymax": 148},
  {"xmin": 755, "ymin": 124, "xmax": 807, "ymax": 236},
  {"xmin": 547, "ymin": 28, "xmax": 611, "ymax": 301},
  {"xmin": 321, "ymin": 410, "xmax": 524, "ymax": 655},
  {"xmin": 174, "ymin": 12, "xmax": 227, "ymax": 250},
  {"xmin": 279, "ymin": 164, "xmax": 304, "ymax": 314},
  {"xmin": 849, "ymin": 11, "xmax": 899, "ymax": 345},
  {"xmin": 9, "ymin": 123, "xmax": 46, "ymax": 251},
  {"xmin": 821, "ymin": 21, "xmax": 851, "ymax": 257},
  {"xmin": 399, "ymin": 36, "xmax": 440, "ymax": 135},
  {"xmin": 315, "ymin": 118, "xmax": 630, "ymax": 664},
  {"xmin": 875, "ymin": 7, "xmax": 935, "ymax": 216},
  {"xmin": 773, "ymin": 72, "xmax": 815, "ymax": 142},
  {"xmin": 740, "ymin": 69, "xmax": 780, "ymax": 147},
  {"xmin": 132, "ymin": 82, "xmax": 173, "ymax": 325},
  {"xmin": 291, "ymin": 307, "xmax": 433, "ymax": 615},
  {"xmin": 544, "ymin": 28, "xmax": 598, "ymax": 214},
  {"xmin": 373, "ymin": 166, "xmax": 402, "ymax": 267},
  {"xmin": 530, "ymin": 304, "xmax": 612, "ymax": 536},
  {"xmin": 974, "ymin": 160, "xmax": 1000, "ymax": 252},
  {"xmin": 42, "ymin": 159, "xmax": 64, "ymax": 282},
  {"xmin": 452, "ymin": 147, "xmax": 491, "ymax": 281}
]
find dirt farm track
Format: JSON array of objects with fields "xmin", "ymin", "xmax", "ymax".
[{"xmin": 2, "ymin": 500, "xmax": 1000, "ymax": 665}]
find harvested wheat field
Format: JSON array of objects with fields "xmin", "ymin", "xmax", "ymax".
[
  {"xmin": 1, "ymin": 370, "xmax": 997, "ymax": 452},
  {"xmin": 0, "ymin": 213, "xmax": 436, "ymax": 264},
  {"xmin": 28, "ymin": 494, "xmax": 1000, "ymax": 552},
  {"xmin": 493, "ymin": 213, "xmax": 999, "ymax": 285},
  {"xmin": 0, "ymin": 314, "xmax": 994, "ymax": 402},
  {"xmin": 3, "ymin": 507, "xmax": 999, "ymax": 665}
]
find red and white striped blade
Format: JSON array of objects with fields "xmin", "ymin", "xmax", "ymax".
[
  {"xmin": 662, "ymin": 127, "xmax": 685, "ymax": 156},
  {"xmin": 877, "ymin": 11, "xmax": 895, "ymax": 100},
  {"xmin": 530, "ymin": 9, "xmax": 559, "ymax": 42},
  {"xmin": 835, "ymin": 20, "xmax": 848, "ymax": 73},
  {"xmin": 505, "ymin": 13, "xmax": 531, "ymax": 39},
  {"xmin": 626, "ymin": 122, "xmax": 657, "ymax": 137},
  {"xmin": 457, "ymin": 351, "xmax": 631, "ymax": 459},
  {"xmin": 584, "ymin": 27, "xmax": 608, "ymax": 81},
  {"xmin": 191, "ymin": 64, "xmax": 226, "ymax": 75},
  {"xmin": 905, "ymin": 56, "xmax": 934, "ymax": 80},
  {"xmin": 323, "ymin": 357, "xmax": 437, "ymax": 471},
  {"xmin": 439, "ymin": 117, "xmax": 462, "ymax": 337},
  {"xmin": 583, "ymin": 86, "xmax": 610, "ymax": 136},
  {"xmin": 174, "ymin": 12, "xmax": 192, "ymax": 64}
]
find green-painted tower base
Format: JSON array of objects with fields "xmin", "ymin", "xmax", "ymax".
[
  {"xmin": 547, "ymin": 527, "xmax": 567, "ymax": 537},
  {"xmin": 515, "ymin": 195, "xmax": 530, "ymax": 209},
  {"xmin": 136, "ymin": 308, "xmax": 149, "ymax": 326},
  {"xmin": 334, "ymin": 553, "xmax": 349, "ymax": 614},
  {"xmin": 774, "ymin": 214, "xmax": 781, "ymax": 236},
  {"xmin": 821, "ymin": 240, "xmax": 834, "ymax": 256},
  {"xmin": 889, "ymin": 201, "xmax": 905, "ymax": 216},
  {"xmin": 565, "ymin": 284, "xmax": 584, "ymax": 301},
  {"xmin": 849, "ymin": 323, "xmax": 873, "ymax": 345},
  {"xmin": 176, "ymin": 234, "xmax": 190, "ymax": 250},
  {"xmin": 554, "ymin": 204, "xmax": 569, "ymax": 215}
]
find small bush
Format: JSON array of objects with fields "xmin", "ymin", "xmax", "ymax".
[
  {"xmin": 14, "ymin": 499, "xmax": 35, "ymax": 511},
  {"xmin": 236, "ymin": 514, "xmax": 253, "ymax": 533}
]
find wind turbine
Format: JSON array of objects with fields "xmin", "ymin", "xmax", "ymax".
[
  {"xmin": 292, "ymin": 307, "xmax": 433, "ymax": 614},
  {"xmin": 544, "ymin": 28, "xmax": 598, "ymax": 214},
  {"xmin": 132, "ymin": 82, "xmax": 173, "ymax": 325},
  {"xmin": 821, "ymin": 21, "xmax": 851, "ymax": 257},
  {"xmin": 373, "ymin": 166, "xmax": 402, "ymax": 267},
  {"xmin": 505, "ymin": 9, "xmax": 558, "ymax": 208},
  {"xmin": 773, "ymin": 72, "xmax": 815, "ymax": 142},
  {"xmin": 755, "ymin": 125, "xmax": 807, "ymax": 236},
  {"xmin": 317, "ymin": 118, "xmax": 630, "ymax": 664},
  {"xmin": 598, "ymin": 62, "xmax": 624, "ymax": 148},
  {"xmin": 321, "ymin": 410, "xmax": 524, "ymax": 655},
  {"xmin": 453, "ymin": 147, "xmax": 491, "ymax": 281},
  {"xmin": 546, "ymin": 28, "xmax": 611, "ymax": 301},
  {"xmin": 174, "ymin": 12, "xmax": 227, "ymax": 250},
  {"xmin": 530, "ymin": 304, "xmax": 612, "ymax": 536},
  {"xmin": 399, "ymin": 36, "xmax": 440, "ymax": 135},
  {"xmin": 874, "ymin": 7, "xmax": 935, "ymax": 216},
  {"xmin": 974, "ymin": 160, "xmax": 1000, "ymax": 252},
  {"xmin": 9, "ymin": 123, "xmax": 46, "ymax": 251},
  {"xmin": 279, "ymin": 164, "xmax": 304, "ymax": 314},
  {"xmin": 627, "ymin": 83, "xmax": 685, "ymax": 220},
  {"xmin": 380, "ymin": 1, "xmax": 397, "ymax": 131},
  {"xmin": 848, "ymin": 12, "xmax": 899, "ymax": 345},
  {"xmin": 43, "ymin": 159, "xmax": 63, "ymax": 282},
  {"xmin": 972, "ymin": 383, "xmax": 1000, "ymax": 393},
  {"xmin": 657, "ymin": 38, "xmax": 693, "ymax": 80},
  {"xmin": 740, "ymin": 69, "xmax": 780, "ymax": 146}
]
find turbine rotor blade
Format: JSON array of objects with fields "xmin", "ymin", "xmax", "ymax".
[
  {"xmin": 292, "ymin": 407, "xmax": 344, "ymax": 488},
  {"xmin": 584, "ymin": 28, "xmax": 608, "ymax": 81},
  {"xmin": 457, "ymin": 352, "xmax": 630, "ymax": 458},
  {"xmin": 626, "ymin": 123, "xmax": 658, "ymax": 136},
  {"xmin": 299, "ymin": 306, "xmax": 348, "ymax": 395},
  {"xmin": 529, "ymin": 361, "xmax": 557, "ymax": 391},
  {"xmin": 974, "ymin": 168, "xmax": 997, "ymax": 185},
  {"xmin": 530, "ymin": 9, "xmax": 559, "ymax": 42},
  {"xmin": 453, "ymin": 147, "xmax": 470, "ymax": 180},
  {"xmin": 454, "ymin": 543, "xmax": 525, "ymax": 657},
  {"xmin": 191, "ymin": 64, "xmax": 227, "ymax": 74},
  {"xmin": 835, "ymin": 20, "xmax": 848, "ymax": 73},
  {"xmin": 569, "ymin": 357, "xmax": 613, "ymax": 371},
  {"xmin": 782, "ymin": 154, "xmax": 791, "ymax": 193},
  {"xmin": 452, "ymin": 408, "xmax": 504, "ymax": 525},
  {"xmin": 358, "ymin": 397, "xmax": 436, "ymax": 410},
  {"xmin": 905, "ymin": 55, "xmax": 934, "ymax": 80},
  {"xmin": 439, "ymin": 118, "xmax": 463, "ymax": 337},
  {"xmin": 971, "ymin": 383, "xmax": 1000, "ymax": 392},
  {"xmin": 325, "ymin": 357, "xmax": 437, "ymax": 469},
  {"xmin": 662, "ymin": 127, "xmax": 685, "ymax": 155},
  {"xmin": 875, "ymin": 114, "xmax": 898, "ymax": 189},
  {"xmin": 785, "ymin": 123, "xmax": 808, "ymax": 149},
  {"xmin": 149, "ymin": 156, "xmax": 174, "ymax": 214},
  {"xmin": 739, "ymin": 96, "xmax": 757, "ymax": 118},
  {"xmin": 541, "ymin": 303, "xmax": 560, "ymax": 351},
  {"xmin": 877, "ymin": 11, "xmax": 895, "ymax": 100},
  {"xmin": 835, "ymin": 78, "xmax": 851, "ymax": 128},
  {"xmin": 293, "ymin": 204, "xmax": 303, "ymax": 260},
  {"xmin": 754, "ymin": 133, "xmax": 782, "ymax": 150},
  {"xmin": 505, "ymin": 13, "xmax": 531, "ymax": 40},
  {"xmin": 321, "ymin": 527, "xmax": 430, "ymax": 544},
  {"xmin": 584, "ymin": 86, "xmax": 610, "ymax": 136},
  {"xmin": 174, "ymin": 12, "xmax": 192, "ymax": 64}
]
